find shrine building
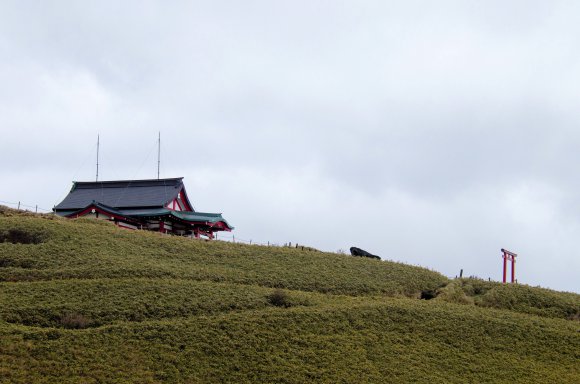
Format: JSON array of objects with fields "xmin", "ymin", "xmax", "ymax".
[{"xmin": 53, "ymin": 177, "xmax": 233, "ymax": 239}]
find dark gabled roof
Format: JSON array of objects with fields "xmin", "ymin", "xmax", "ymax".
[{"xmin": 54, "ymin": 178, "xmax": 190, "ymax": 211}]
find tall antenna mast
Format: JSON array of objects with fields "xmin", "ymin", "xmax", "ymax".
[
  {"xmin": 96, "ymin": 134, "xmax": 100, "ymax": 181},
  {"xmin": 157, "ymin": 131, "xmax": 160, "ymax": 180}
]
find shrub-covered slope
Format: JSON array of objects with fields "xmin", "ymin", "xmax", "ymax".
[
  {"xmin": 1, "ymin": 208, "xmax": 579, "ymax": 383},
  {"xmin": 0, "ymin": 213, "xmax": 448, "ymax": 296},
  {"xmin": 436, "ymin": 278, "xmax": 580, "ymax": 320}
]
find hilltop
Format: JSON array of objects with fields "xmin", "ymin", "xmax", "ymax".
[{"xmin": 1, "ymin": 206, "xmax": 579, "ymax": 383}]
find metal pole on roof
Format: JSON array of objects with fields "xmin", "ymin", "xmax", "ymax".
[
  {"xmin": 96, "ymin": 134, "xmax": 100, "ymax": 181},
  {"xmin": 157, "ymin": 131, "xmax": 161, "ymax": 180}
]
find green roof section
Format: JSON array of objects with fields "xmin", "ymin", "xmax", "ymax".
[
  {"xmin": 58, "ymin": 203, "xmax": 233, "ymax": 231},
  {"xmin": 123, "ymin": 208, "xmax": 233, "ymax": 229}
]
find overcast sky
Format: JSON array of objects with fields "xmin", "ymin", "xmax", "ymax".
[{"xmin": 1, "ymin": 1, "xmax": 579, "ymax": 293}]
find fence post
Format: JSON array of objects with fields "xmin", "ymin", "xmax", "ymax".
[
  {"xmin": 35, "ymin": 205, "xmax": 38, "ymax": 213},
  {"xmin": 17, "ymin": 201, "xmax": 20, "ymax": 210},
  {"xmin": 233, "ymin": 235, "xmax": 235, "ymax": 243}
]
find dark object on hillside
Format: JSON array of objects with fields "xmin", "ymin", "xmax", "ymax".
[
  {"xmin": 350, "ymin": 247, "xmax": 381, "ymax": 260},
  {"xmin": 60, "ymin": 313, "xmax": 93, "ymax": 329},
  {"xmin": 421, "ymin": 290, "xmax": 437, "ymax": 300},
  {"xmin": 267, "ymin": 289, "xmax": 292, "ymax": 308}
]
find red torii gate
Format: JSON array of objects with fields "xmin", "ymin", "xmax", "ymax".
[{"xmin": 501, "ymin": 248, "xmax": 517, "ymax": 283}]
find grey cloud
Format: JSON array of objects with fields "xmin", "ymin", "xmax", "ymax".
[{"xmin": 1, "ymin": 1, "xmax": 579, "ymax": 292}]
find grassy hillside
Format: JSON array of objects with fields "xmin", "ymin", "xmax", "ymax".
[
  {"xmin": 1, "ymin": 207, "xmax": 579, "ymax": 383},
  {"xmin": 436, "ymin": 277, "xmax": 580, "ymax": 320}
]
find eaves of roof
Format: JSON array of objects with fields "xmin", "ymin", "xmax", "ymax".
[{"xmin": 125, "ymin": 208, "xmax": 233, "ymax": 229}]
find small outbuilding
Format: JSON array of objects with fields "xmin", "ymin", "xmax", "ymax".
[{"xmin": 53, "ymin": 177, "xmax": 233, "ymax": 239}]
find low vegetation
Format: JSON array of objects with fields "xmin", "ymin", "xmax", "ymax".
[
  {"xmin": 1, "ymin": 206, "xmax": 579, "ymax": 383},
  {"xmin": 0, "ymin": 213, "xmax": 449, "ymax": 296},
  {"xmin": 438, "ymin": 278, "xmax": 580, "ymax": 320}
]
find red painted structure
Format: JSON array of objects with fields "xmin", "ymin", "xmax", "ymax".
[
  {"xmin": 165, "ymin": 189, "xmax": 193, "ymax": 212},
  {"xmin": 53, "ymin": 178, "xmax": 233, "ymax": 239},
  {"xmin": 501, "ymin": 248, "xmax": 517, "ymax": 283}
]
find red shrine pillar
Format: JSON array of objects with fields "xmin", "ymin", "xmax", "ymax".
[
  {"xmin": 511, "ymin": 256, "xmax": 516, "ymax": 283},
  {"xmin": 503, "ymin": 254, "xmax": 508, "ymax": 283},
  {"xmin": 501, "ymin": 249, "xmax": 517, "ymax": 283}
]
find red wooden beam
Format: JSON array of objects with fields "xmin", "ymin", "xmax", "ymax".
[
  {"xmin": 179, "ymin": 189, "xmax": 193, "ymax": 211},
  {"xmin": 66, "ymin": 205, "xmax": 139, "ymax": 224},
  {"xmin": 511, "ymin": 257, "xmax": 516, "ymax": 283},
  {"xmin": 503, "ymin": 254, "xmax": 507, "ymax": 283}
]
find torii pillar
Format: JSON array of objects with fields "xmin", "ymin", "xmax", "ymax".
[{"xmin": 501, "ymin": 248, "xmax": 517, "ymax": 283}]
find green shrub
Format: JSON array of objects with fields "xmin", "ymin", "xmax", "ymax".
[
  {"xmin": 435, "ymin": 282, "xmax": 474, "ymax": 305},
  {"xmin": 268, "ymin": 289, "xmax": 292, "ymax": 307},
  {"xmin": 0, "ymin": 228, "xmax": 46, "ymax": 244},
  {"xmin": 59, "ymin": 313, "xmax": 92, "ymax": 329}
]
